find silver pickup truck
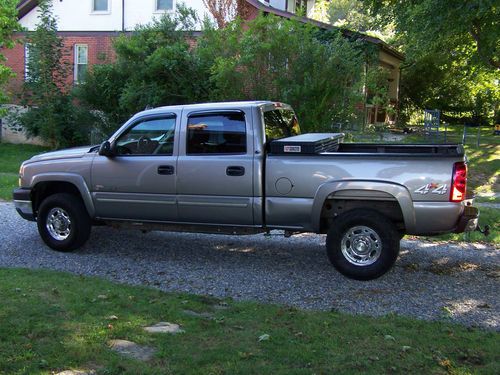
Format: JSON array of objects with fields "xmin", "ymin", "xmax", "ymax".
[{"xmin": 14, "ymin": 101, "xmax": 480, "ymax": 280}]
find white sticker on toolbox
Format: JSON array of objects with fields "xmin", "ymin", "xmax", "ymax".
[{"xmin": 284, "ymin": 145, "xmax": 301, "ymax": 153}]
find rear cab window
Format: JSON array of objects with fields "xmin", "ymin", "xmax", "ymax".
[{"xmin": 263, "ymin": 108, "xmax": 301, "ymax": 141}]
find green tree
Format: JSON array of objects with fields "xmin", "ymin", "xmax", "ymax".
[
  {"xmin": 364, "ymin": 0, "xmax": 499, "ymax": 70},
  {"xmin": 311, "ymin": 0, "xmax": 394, "ymax": 43},
  {"xmin": 16, "ymin": 0, "xmax": 95, "ymax": 148},
  {"xmin": 0, "ymin": 0, "xmax": 22, "ymax": 108},
  {"xmin": 362, "ymin": 0, "xmax": 499, "ymax": 123},
  {"xmin": 76, "ymin": 5, "xmax": 212, "ymax": 134},
  {"xmin": 198, "ymin": 14, "xmax": 364, "ymax": 132}
]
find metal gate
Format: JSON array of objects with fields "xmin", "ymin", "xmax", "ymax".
[{"xmin": 424, "ymin": 109, "xmax": 440, "ymax": 135}]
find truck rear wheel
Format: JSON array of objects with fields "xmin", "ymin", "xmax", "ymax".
[
  {"xmin": 326, "ymin": 209, "xmax": 400, "ymax": 280},
  {"xmin": 37, "ymin": 193, "xmax": 91, "ymax": 252}
]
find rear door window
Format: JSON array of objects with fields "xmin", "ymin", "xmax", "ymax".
[{"xmin": 186, "ymin": 112, "xmax": 247, "ymax": 154}]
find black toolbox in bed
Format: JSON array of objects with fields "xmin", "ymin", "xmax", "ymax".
[{"xmin": 269, "ymin": 133, "xmax": 344, "ymax": 155}]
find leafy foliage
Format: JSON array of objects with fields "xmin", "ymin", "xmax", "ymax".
[
  {"xmin": 313, "ymin": 0, "xmax": 499, "ymax": 125},
  {"xmin": 362, "ymin": 0, "xmax": 500, "ymax": 124},
  {"xmin": 0, "ymin": 0, "xmax": 22, "ymax": 107},
  {"xmin": 311, "ymin": 0, "xmax": 395, "ymax": 43},
  {"xmin": 77, "ymin": 6, "xmax": 213, "ymax": 134},
  {"xmin": 202, "ymin": 0, "xmax": 248, "ymax": 28},
  {"xmin": 197, "ymin": 14, "xmax": 364, "ymax": 132},
  {"xmin": 364, "ymin": 0, "xmax": 499, "ymax": 70},
  {"xmin": 14, "ymin": 0, "xmax": 96, "ymax": 148},
  {"xmin": 15, "ymin": 96, "xmax": 96, "ymax": 148},
  {"xmin": 78, "ymin": 10, "xmax": 365, "ymax": 134}
]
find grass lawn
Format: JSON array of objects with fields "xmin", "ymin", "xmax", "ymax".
[
  {"xmin": 0, "ymin": 142, "xmax": 49, "ymax": 200},
  {"xmin": 465, "ymin": 144, "xmax": 499, "ymax": 199},
  {"xmin": 1, "ymin": 268, "xmax": 498, "ymax": 375}
]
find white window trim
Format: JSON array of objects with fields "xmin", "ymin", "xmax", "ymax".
[
  {"xmin": 91, "ymin": 0, "xmax": 111, "ymax": 14},
  {"xmin": 24, "ymin": 43, "xmax": 31, "ymax": 81},
  {"xmin": 153, "ymin": 0, "xmax": 176, "ymax": 14},
  {"xmin": 74, "ymin": 44, "xmax": 89, "ymax": 84}
]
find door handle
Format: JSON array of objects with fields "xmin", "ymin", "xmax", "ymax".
[
  {"xmin": 157, "ymin": 165, "xmax": 175, "ymax": 175},
  {"xmin": 226, "ymin": 166, "xmax": 245, "ymax": 176}
]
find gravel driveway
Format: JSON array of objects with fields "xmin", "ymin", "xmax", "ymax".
[{"xmin": 1, "ymin": 202, "xmax": 498, "ymax": 330}]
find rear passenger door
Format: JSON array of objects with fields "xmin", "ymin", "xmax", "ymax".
[{"xmin": 176, "ymin": 110, "xmax": 254, "ymax": 225}]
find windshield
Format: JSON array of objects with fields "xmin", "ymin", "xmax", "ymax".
[{"xmin": 263, "ymin": 109, "xmax": 301, "ymax": 140}]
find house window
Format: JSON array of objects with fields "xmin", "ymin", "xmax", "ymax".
[
  {"xmin": 156, "ymin": 0, "xmax": 174, "ymax": 11},
  {"xmin": 74, "ymin": 44, "xmax": 88, "ymax": 83},
  {"xmin": 92, "ymin": 0, "xmax": 109, "ymax": 12},
  {"xmin": 24, "ymin": 43, "xmax": 32, "ymax": 81}
]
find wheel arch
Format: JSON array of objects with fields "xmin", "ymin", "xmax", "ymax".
[
  {"xmin": 311, "ymin": 180, "xmax": 416, "ymax": 233},
  {"xmin": 30, "ymin": 173, "xmax": 95, "ymax": 217}
]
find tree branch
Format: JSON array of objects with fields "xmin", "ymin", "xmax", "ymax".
[{"xmin": 469, "ymin": 19, "xmax": 500, "ymax": 70}]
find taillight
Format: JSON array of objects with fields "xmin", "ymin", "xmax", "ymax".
[{"xmin": 450, "ymin": 162, "xmax": 467, "ymax": 202}]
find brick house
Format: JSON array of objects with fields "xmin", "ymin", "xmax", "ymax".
[{"xmin": 2, "ymin": 0, "xmax": 403, "ymax": 142}]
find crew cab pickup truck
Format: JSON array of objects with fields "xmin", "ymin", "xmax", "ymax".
[{"xmin": 13, "ymin": 101, "xmax": 480, "ymax": 280}]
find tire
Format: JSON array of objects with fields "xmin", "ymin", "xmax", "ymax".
[
  {"xmin": 37, "ymin": 193, "xmax": 91, "ymax": 252},
  {"xmin": 326, "ymin": 209, "xmax": 400, "ymax": 280}
]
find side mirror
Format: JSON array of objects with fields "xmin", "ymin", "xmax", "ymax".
[{"xmin": 98, "ymin": 141, "xmax": 114, "ymax": 157}]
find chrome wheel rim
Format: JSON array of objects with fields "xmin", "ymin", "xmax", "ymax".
[
  {"xmin": 46, "ymin": 207, "xmax": 72, "ymax": 241},
  {"xmin": 341, "ymin": 226, "xmax": 381, "ymax": 266}
]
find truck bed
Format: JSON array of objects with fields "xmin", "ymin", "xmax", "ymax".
[
  {"xmin": 268, "ymin": 143, "xmax": 464, "ymax": 157},
  {"xmin": 333, "ymin": 143, "xmax": 464, "ymax": 156},
  {"xmin": 268, "ymin": 134, "xmax": 464, "ymax": 157}
]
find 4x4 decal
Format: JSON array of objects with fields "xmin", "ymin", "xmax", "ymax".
[{"xmin": 414, "ymin": 183, "xmax": 448, "ymax": 195}]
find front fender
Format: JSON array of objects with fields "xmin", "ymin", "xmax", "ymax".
[
  {"xmin": 311, "ymin": 180, "xmax": 416, "ymax": 233},
  {"xmin": 30, "ymin": 173, "xmax": 95, "ymax": 217}
]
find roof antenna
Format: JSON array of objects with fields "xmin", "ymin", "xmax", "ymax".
[{"xmin": 144, "ymin": 104, "xmax": 153, "ymax": 110}]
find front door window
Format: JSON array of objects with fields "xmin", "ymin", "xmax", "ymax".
[{"xmin": 115, "ymin": 117, "xmax": 176, "ymax": 155}]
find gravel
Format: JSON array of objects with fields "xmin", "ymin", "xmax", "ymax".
[{"xmin": 1, "ymin": 201, "xmax": 498, "ymax": 330}]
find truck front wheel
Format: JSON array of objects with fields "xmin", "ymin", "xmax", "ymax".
[
  {"xmin": 37, "ymin": 193, "xmax": 91, "ymax": 252},
  {"xmin": 326, "ymin": 209, "xmax": 400, "ymax": 280}
]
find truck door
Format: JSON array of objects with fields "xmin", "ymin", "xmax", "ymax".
[
  {"xmin": 176, "ymin": 110, "xmax": 254, "ymax": 225},
  {"xmin": 91, "ymin": 113, "xmax": 179, "ymax": 221}
]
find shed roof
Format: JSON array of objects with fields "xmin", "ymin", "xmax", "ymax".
[{"xmin": 244, "ymin": 0, "xmax": 404, "ymax": 61}]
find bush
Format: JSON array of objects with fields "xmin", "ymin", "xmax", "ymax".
[
  {"xmin": 14, "ymin": 96, "xmax": 95, "ymax": 148},
  {"xmin": 77, "ymin": 10, "xmax": 367, "ymax": 135},
  {"xmin": 77, "ymin": 5, "xmax": 213, "ymax": 133},
  {"xmin": 198, "ymin": 14, "xmax": 364, "ymax": 132},
  {"xmin": 15, "ymin": 0, "xmax": 96, "ymax": 148}
]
